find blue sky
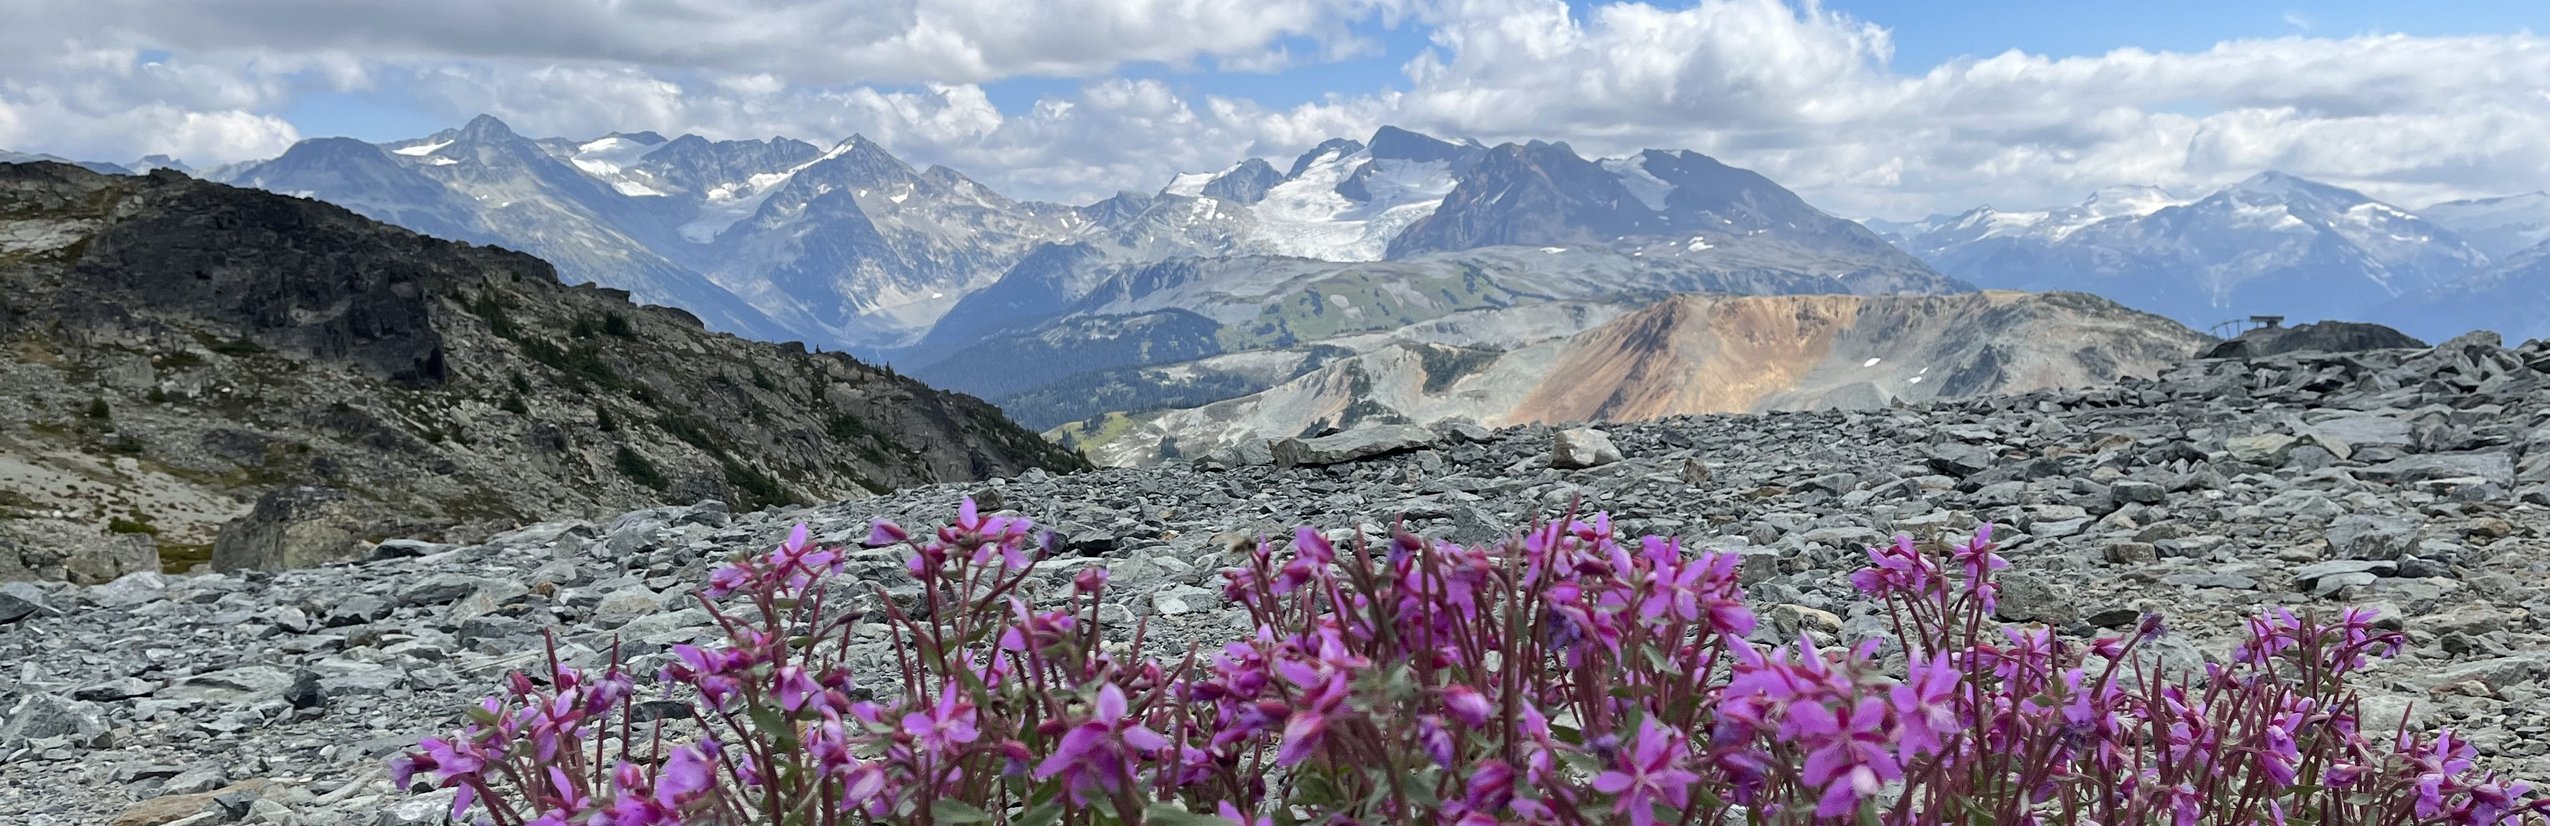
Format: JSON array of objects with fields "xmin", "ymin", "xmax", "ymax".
[
  {"xmin": 1841, "ymin": 1, "xmax": 2539, "ymax": 66},
  {"xmin": 1035, "ymin": 1, "xmax": 2550, "ymax": 120},
  {"xmin": 3, "ymin": 0, "xmax": 2546, "ymax": 216},
  {"xmin": 178, "ymin": 1, "xmax": 2550, "ymax": 148}
]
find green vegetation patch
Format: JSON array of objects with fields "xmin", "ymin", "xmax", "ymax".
[
  {"xmin": 614, "ymin": 446, "xmax": 668, "ymax": 491},
  {"xmin": 1218, "ymin": 265, "xmax": 1513, "ymax": 351},
  {"xmin": 157, "ymin": 542, "xmax": 213, "ymax": 573},
  {"xmin": 1416, "ymin": 345, "xmax": 1500, "ymax": 394},
  {"xmin": 719, "ymin": 460, "xmax": 796, "ymax": 511},
  {"xmin": 189, "ymin": 331, "xmax": 268, "ymax": 357},
  {"xmin": 1051, "ymin": 410, "xmax": 1158, "ymax": 454}
]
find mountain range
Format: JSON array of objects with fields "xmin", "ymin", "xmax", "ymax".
[
  {"xmin": 20, "ymin": 118, "xmax": 2550, "ymax": 471},
  {"xmin": 14, "ymin": 118, "xmax": 1952, "ymax": 354},
  {"xmin": 25, "ymin": 125, "xmax": 2549, "ymax": 352},
  {"xmin": 6, "ymin": 118, "xmax": 2010, "ymax": 469},
  {"xmin": 1879, "ymin": 176, "xmax": 2550, "ymax": 342}
]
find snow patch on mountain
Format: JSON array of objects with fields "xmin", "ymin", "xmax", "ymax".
[
  {"xmin": 1243, "ymin": 149, "xmax": 1457, "ymax": 260},
  {"xmin": 1161, "ymin": 171, "xmax": 1216, "ymax": 198},
  {"xmin": 569, "ymin": 136, "xmax": 653, "ymax": 173},
  {"xmin": 677, "ymin": 138, "xmax": 869, "ymax": 243},
  {"xmin": 1920, "ymin": 186, "xmax": 2189, "ymax": 244},
  {"xmin": 565, "ymin": 136, "xmax": 670, "ymax": 197},
  {"xmin": 391, "ymin": 141, "xmax": 451, "ymax": 157},
  {"xmin": 1602, "ymin": 157, "xmax": 1674, "ymax": 212},
  {"xmin": 2044, "ymin": 186, "xmax": 2187, "ymax": 240}
]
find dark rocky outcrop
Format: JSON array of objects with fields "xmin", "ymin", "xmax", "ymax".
[
  {"xmin": 2200, "ymin": 320, "xmax": 2427, "ymax": 359},
  {"xmin": 0, "ymin": 162, "xmax": 1087, "ymax": 577},
  {"xmin": 1199, "ymin": 158, "xmax": 1283, "ymax": 205}
]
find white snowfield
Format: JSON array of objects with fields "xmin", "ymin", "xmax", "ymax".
[
  {"xmin": 1239, "ymin": 147, "xmax": 1456, "ymax": 261},
  {"xmin": 566, "ymin": 137, "xmax": 669, "ymax": 198}
]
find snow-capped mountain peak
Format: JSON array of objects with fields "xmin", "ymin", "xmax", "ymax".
[
  {"xmin": 128, "ymin": 116, "xmax": 1942, "ymax": 352},
  {"xmin": 1909, "ymin": 185, "xmax": 2188, "ymax": 244},
  {"xmin": 1364, "ymin": 125, "xmax": 1478, "ymax": 163},
  {"xmin": 1159, "ymin": 168, "xmax": 1221, "ymax": 197},
  {"xmin": 1236, "ymin": 128, "xmax": 1468, "ymax": 260},
  {"xmin": 1892, "ymin": 171, "xmax": 2490, "ymax": 330},
  {"xmin": 454, "ymin": 113, "xmax": 520, "ymax": 144},
  {"xmin": 2422, "ymin": 191, "xmax": 2550, "ymax": 259}
]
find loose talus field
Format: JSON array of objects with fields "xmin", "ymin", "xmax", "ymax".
[{"xmin": 4, "ymin": 331, "xmax": 2548, "ymax": 823}]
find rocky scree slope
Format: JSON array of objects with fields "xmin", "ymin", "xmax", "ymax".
[
  {"xmin": 903, "ymin": 242, "xmax": 1967, "ymax": 409},
  {"xmin": 1065, "ymin": 289, "xmax": 2210, "ymax": 467},
  {"xmin": 0, "ymin": 162, "xmax": 1084, "ymax": 580},
  {"xmin": 4, "ymin": 333, "xmax": 2550, "ymax": 824}
]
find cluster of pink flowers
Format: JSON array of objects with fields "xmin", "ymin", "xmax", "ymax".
[{"xmin": 398, "ymin": 500, "xmax": 2550, "ymax": 825}]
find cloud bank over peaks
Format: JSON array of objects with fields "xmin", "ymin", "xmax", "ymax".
[{"xmin": 0, "ymin": 0, "xmax": 2544, "ymax": 217}]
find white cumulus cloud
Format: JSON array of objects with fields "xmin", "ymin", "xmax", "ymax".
[{"xmin": 1, "ymin": 0, "xmax": 2546, "ymax": 217}]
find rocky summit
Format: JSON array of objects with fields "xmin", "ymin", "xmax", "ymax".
[
  {"xmin": 3, "ymin": 331, "xmax": 2549, "ymax": 824},
  {"xmin": 0, "ymin": 162, "xmax": 1084, "ymax": 582}
]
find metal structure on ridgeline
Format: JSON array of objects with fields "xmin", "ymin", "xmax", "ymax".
[{"xmin": 2209, "ymin": 314, "xmax": 2286, "ymax": 339}]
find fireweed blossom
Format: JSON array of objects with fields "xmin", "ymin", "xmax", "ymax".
[
  {"xmin": 1033, "ymin": 683, "xmax": 1169, "ymax": 804},
  {"xmin": 395, "ymin": 511, "xmax": 2550, "ymax": 825},
  {"xmin": 901, "ymin": 683, "xmax": 981, "ymax": 757}
]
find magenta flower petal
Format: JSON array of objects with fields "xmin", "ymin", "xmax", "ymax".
[{"xmin": 1095, "ymin": 683, "xmax": 1128, "ymax": 723}]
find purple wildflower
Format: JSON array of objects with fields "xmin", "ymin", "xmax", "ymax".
[
  {"xmin": 1592, "ymin": 717, "xmax": 1701, "ymax": 826},
  {"xmin": 1793, "ymin": 697, "xmax": 1902, "ymax": 818},
  {"xmin": 1032, "ymin": 684, "xmax": 1168, "ymax": 804},
  {"xmin": 900, "ymin": 683, "xmax": 981, "ymax": 757}
]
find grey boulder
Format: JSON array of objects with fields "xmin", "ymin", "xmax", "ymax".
[{"xmin": 1271, "ymin": 425, "xmax": 1437, "ymax": 468}]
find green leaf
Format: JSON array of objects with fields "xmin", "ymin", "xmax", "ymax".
[
  {"xmin": 1141, "ymin": 801, "xmax": 1236, "ymax": 826},
  {"xmin": 1295, "ymin": 772, "xmax": 1340, "ymax": 805},
  {"xmin": 953, "ymin": 662, "xmax": 992, "ymax": 698},
  {"xmin": 1642, "ymin": 643, "xmax": 1675, "ymax": 673},
  {"xmin": 1399, "ymin": 767, "xmax": 1442, "ymax": 809},
  {"xmin": 1014, "ymin": 801, "xmax": 1064, "ymax": 826},
  {"xmin": 745, "ymin": 705, "xmax": 801, "ymax": 752},
  {"xmin": 930, "ymin": 799, "xmax": 995, "ymax": 824},
  {"xmin": 1559, "ymin": 750, "xmax": 1602, "ymax": 773}
]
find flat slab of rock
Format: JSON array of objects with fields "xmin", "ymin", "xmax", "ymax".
[
  {"xmin": 108, "ymin": 780, "xmax": 271, "ymax": 826},
  {"xmin": 1271, "ymin": 425, "xmax": 1436, "ymax": 468},
  {"xmin": 2361, "ymin": 453, "xmax": 2515, "ymax": 488},
  {"xmin": 158, "ymin": 665, "xmax": 297, "ymax": 705}
]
